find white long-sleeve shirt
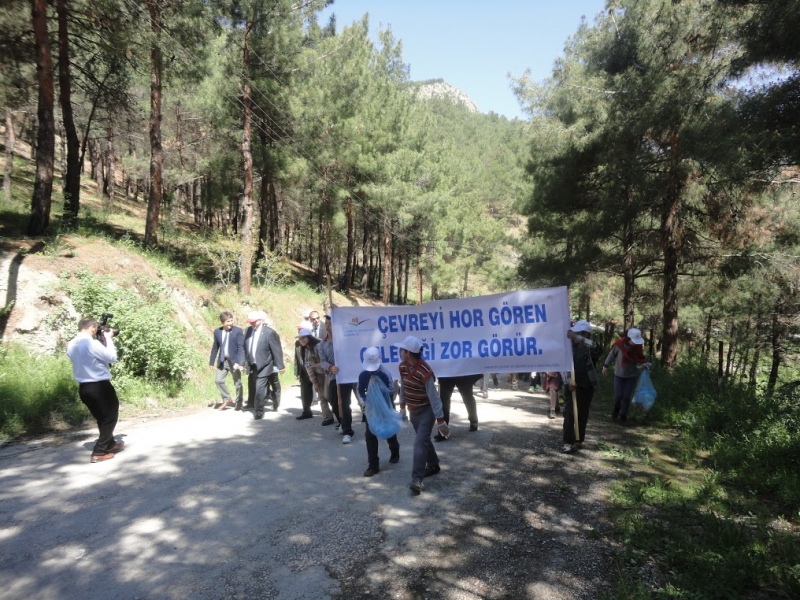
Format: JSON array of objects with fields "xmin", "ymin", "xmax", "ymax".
[{"xmin": 66, "ymin": 332, "xmax": 117, "ymax": 383}]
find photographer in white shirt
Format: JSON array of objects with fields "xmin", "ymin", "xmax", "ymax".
[{"xmin": 66, "ymin": 316, "xmax": 124, "ymax": 463}]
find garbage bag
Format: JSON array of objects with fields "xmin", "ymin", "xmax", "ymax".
[
  {"xmin": 632, "ymin": 369, "xmax": 657, "ymax": 412},
  {"xmin": 365, "ymin": 375, "xmax": 403, "ymax": 439}
]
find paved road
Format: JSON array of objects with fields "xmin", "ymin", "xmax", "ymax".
[{"xmin": 1, "ymin": 385, "xmax": 562, "ymax": 599}]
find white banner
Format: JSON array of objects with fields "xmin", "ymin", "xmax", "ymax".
[{"xmin": 331, "ymin": 287, "xmax": 571, "ymax": 384}]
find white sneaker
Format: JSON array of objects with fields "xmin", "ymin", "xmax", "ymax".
[
  {"xmin": 342, "ymin": 435, "xmax": 352, "ymax": 444},
  {"xmin": 561, "ymin": 443, "xmax": 574, "ymax": 453}
]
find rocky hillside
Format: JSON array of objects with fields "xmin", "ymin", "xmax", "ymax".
[{"xmin": 414, "ymin": 79, "xmax": 479, "ymax": 113}]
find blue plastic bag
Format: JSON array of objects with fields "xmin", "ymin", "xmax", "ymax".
[
  {"xmin": 364, "ymin": 375, "xmax": 403, "ymax": 439},
  {"xmin": 632, "ymin": 369, "xmax": 657, "ymax": 412}
]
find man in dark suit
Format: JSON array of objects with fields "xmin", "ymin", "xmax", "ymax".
[
  {"xmin": 208, "ymin": 311, "xmax": 245, "ymax": 411},
  {"xmin": 244, "ymin": 310, "xmax": 286, "ymax": 420}
]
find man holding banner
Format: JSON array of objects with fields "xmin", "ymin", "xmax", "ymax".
[{"xmin": 435, "ymin": 375, "xmax": 482, "ymax": 439}]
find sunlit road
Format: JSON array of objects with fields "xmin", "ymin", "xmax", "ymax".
[{"xmin": 0, "ymin": 386, "xmax": 552, "ymax": 599}]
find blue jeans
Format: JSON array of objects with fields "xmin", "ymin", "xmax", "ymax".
[
  {"xmin": 613, "ymin": 375, "xmax": 637, "ymax": 420},
  {"xmin": 409, "ymin": 404, "xmax": 439, "ymax": 482}
]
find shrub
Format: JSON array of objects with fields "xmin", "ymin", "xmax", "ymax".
[
  {"xmin": 0, "ymin": 344, "xmax": 83, "ymax": 439},
  {"xmin": 62, "ymin": 270, "xmax": 192, "ymax": 384}
]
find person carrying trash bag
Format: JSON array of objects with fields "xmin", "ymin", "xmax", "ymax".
[
  {"xmin": 602, "ymin": 327, "xmax": 651, "ymax": 424},
  {"xmin": 561, "ymin": 320, "xmax": 600, "ymax": 453},
  {"xmin": 357, "ymin": 347, "xmax": 401, "ymax": 477}
]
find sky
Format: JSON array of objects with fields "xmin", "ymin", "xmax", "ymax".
[{"xmin": 318, "ymin": 0, "xmax": 608, "ymax": 120}]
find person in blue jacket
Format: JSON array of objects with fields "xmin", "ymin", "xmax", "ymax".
[{"xmin": 208, "ymin": 311, "xmax": 245, "ymax": 411}]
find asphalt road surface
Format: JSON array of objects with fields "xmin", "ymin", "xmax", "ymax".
[{"xmin": 0, "ymin": 383, "xmax": 616, "ymax": 599}]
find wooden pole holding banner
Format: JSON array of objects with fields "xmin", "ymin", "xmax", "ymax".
[
  {"xmin": 570, "ymin": 349, "xmax": 580, "ymax": 442},
  {"xmin": 567, "ymin": 286, "xmax": 580, "ymax": 442},
  {"xmin": 328, "ymin": 274, "xmax": 343, "ymax": 420}
]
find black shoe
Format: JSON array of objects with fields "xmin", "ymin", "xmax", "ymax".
[
  {"xmin": 296, "ymin": 413, "xmax": 313, "ymax": 420},
  {"xmin": 234, "ymin": 403, "xmax": 242, "ymax": 411},
  {"xmin": 389, "ymin": 454, "xmax": 400, "ymax": 464},
  {"xmin": 273, "ymin": 402, "xmax": 280, "ymax": 411},
  {"xmin": 254, "ymin": 410, "xmax": 264, "ymax": 420},
  {"xmin": 469, "ymin": 423, "xmax": 478, "ymax": 432},
  {"xmin": 363, "ymin": 467, "xmax": 380, "ymax": 477},
  {"xmin": 321, "ymin": 418, "xmax": 335, "ymax": 426},
  {"xmin": 423, "ymin": 464, "xmax": 441, "ymax": 478},
  {"xmin": 433, "ymin": 433, "xmax": 447, "ymax": 442},
  {"xmin": 410, "ymin": 480, "xmax": 423, "ymax": 495}
]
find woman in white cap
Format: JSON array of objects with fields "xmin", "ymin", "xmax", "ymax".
[
  {"xmin": 602, "ymin": 327, "xmax": 650, "ymax": 424},
  {"xmin": 562, "ymin": 320, "xmax": 600, "ymax": 453},
  {"xmin": 356, "ymin": 346, "xmax": 400, "ymax": 477},
  {"xmin": 395, "ymin": 335, "xmax": 450, "ymax": 496}
]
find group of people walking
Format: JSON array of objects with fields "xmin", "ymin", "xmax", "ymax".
[{"xmin": 69, "ymin": 303, "xmax": 650, "ymax": 496}]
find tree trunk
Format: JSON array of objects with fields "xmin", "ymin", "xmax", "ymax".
[
  {"xmin": 176, "ymin": 103, "xmax": 186, "ymax": 170},
  {"xmin": 660, "ymin": 131, "xmax": 682, "ymax": 370},
  {"xmin": 703, "ymin": 314, "xmax": 712, "ymax": 357},
  {"xmin": 4, "ymin": 107, "xmax": 15, "ymax": 203},
  {"xmin": 725, "ymin": 324, "xmax": 735, "ymax": 377},
  {"xmin": 269, "ymin": 177, "xmax": 279, "ymax": 252},
  {"xmin": 239, "ymin": 23, "xmax": 255, "ymax": 295},
  {"xmin": 462, "ymin": 264, "xmax": 469, "ymax": 298},
  {"xmin": 193, "ymin": 177, "xmax": 202, "ymax": 226},
  {"xmin": 256, "ymin": 129, "xmax": 270, "ymax": 267},
  {"xmin": 749, "ymin": 346, "xmax": 760, "ymax": 386},
  {"xmin": 403, "ymin": 247, "xmax": 410, "ymax": 304},
  {"xmin": 106, "ymin": 125, "xmax": 115, "ymax": 203},
  {"xmin": 622, "ymin": 219, "xmax": 635, "ymax": 329},
  {"xmin": 767, "ymin": 312, "xmax": 781, "ymax": 393},
  {"xmin": 28, "ymin": 0, "xmax": 56, "ymax": 236},
  {"xmin": 344, "ymin": 196, "xmax": 354, "ymax": 293},
  {"xmin": 93, "ymin": 139, "xmax": 104, "ymax": 196},
  {"xmin": 382, "ymin": 218, "xmax": 391, "ymax": 304},
  {"xmin": 144, "ymin": 0, "xmax": 163, "ymax": 248},
  {"xmin": 416, "ymin": 236, "xmax": 423, "ymax": 305}
]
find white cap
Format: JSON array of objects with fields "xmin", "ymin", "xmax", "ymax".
[
  {"xmin": 247, "ymin": 310, "xmax": 267, "ymax": 323},
  {"xmin": 393, "ymin": 335, "xmax": 424, "ymax": 353},
  {"xmin": 297, "ymin": 320, "xmax": 312, "ymax": 330},
  {"xmin": 296, "ymin": 328, "xmax": 312, "ymax": 338},
  {"xmin": 570, "ymin": 319, "xmax": 592, "ymax": 333},
  {"xmin": 627, "ymin": 327, "xmax": 645, "ymax": 345},
  {"xmin": 362, "ymin": 346, "xmax": 382, "ymax": 372}
]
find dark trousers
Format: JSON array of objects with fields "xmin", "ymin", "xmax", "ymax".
[
  {"xmin": 328, "ymin": 380, "xmax": 354, "ymax": 435},
  {"xmin": 438, "ymin": 375, "xmax": 481, "ymax": 426},
  {"xmin": 299, "ymin": 372, "xmax": 314, "ymax": 416},
  {"xmin": 79, "ymin": 380, "xmax": 119, "ymax": 455},
  {"xmin": 248, "ymin": 370, "xmax": 271, "ymax": 413},
  {"xmin": 365, "ymin": 417, "xmax": 399, "ymax": 470},
  {"xmin": 563, "ymin": 386, "xmax": 594, "ymax": 444},
  {"xmin": 267, "ymin": 372, "xmax": 281, "ymax": 410},
  {"xmin": 613, "ymin": 375, "xmax": 637, "ymax": 420}
]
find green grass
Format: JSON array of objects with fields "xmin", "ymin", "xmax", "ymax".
[
  {"xmin": 596, "ymin": 362, "xmax": 800, "ymax": 598},
  {"xmin": 0, "ymin": 344, "xmax": 85, "ymax": 440}
]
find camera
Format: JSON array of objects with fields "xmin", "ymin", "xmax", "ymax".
[{"xmin": 96, "ymin": 312, "xmax": 120, "ymax": 343}]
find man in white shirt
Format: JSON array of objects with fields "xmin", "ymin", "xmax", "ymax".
[{"xmin": 66, "ymin": 316, "xmax": 124, "ymax": 463}]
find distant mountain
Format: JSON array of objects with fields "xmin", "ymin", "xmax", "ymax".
[{"xmin": 413, "ymin": 79, "xmax": 479, "ymax": 113}]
